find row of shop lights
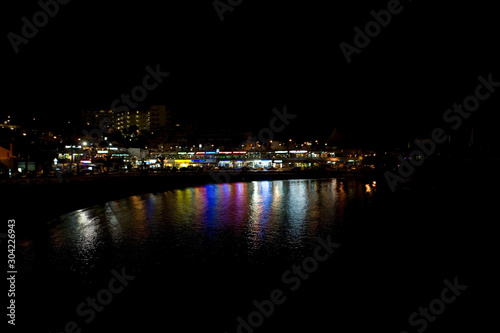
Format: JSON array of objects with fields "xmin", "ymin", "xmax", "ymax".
[
  {"xmin": 165, "ymin": 150, "xmax": 311, "ymax": 155},
  {"xmin": 65, "ymin": 147, "xmax": 314, "ymax": 155}
]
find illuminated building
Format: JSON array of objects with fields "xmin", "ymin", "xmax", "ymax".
[{"xmin": 82, "ymin": 105, "xmax": 173, "ymax": 134}]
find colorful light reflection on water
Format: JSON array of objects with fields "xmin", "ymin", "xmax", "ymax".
[{"xmin": 19, "ymin": 178, "xmax": 374, "ymax": 279}]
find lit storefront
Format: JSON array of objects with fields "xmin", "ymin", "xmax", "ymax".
[
  {"xmin": 174, "ymin": 159, "xmax": 192, "ymax": 168},
  {"xmin": 272, "ymin": 159, "xmax": 283, "ymax": 168}
]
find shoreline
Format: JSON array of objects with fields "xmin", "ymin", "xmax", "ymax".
[{"xmin": 3, "ymin": 171, "xmax": 368, "ymax": 235}]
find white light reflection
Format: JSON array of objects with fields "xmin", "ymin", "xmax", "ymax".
[
  {"xmin": 286, "ymin": 180, "xmax": 307, "ymax": 239},
  {"xmin": 74, "ymin": 209, "xmax": 100, "ymax": 264},
  {"xmin": 248, "ymin": 181, "xmax": 272, "ymax": 250},
  {"xmin": 272, "ymin": 180, "xmax": 283, "ymax": 210},
  {"xmin": 105, "ymin": 202, "xmax": 123, "ymax": 243}
]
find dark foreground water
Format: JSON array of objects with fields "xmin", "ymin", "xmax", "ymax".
[{"xmin": 15, "ymin": 177, "xmax": 495, "ymax": 332}]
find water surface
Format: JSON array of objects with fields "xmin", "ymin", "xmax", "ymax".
[{"xmin": 18, "ymin": 178, "xmax": 375, "ymax": 332}]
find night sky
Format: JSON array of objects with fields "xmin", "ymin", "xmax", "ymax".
[{"xmin": 3, "ymin": 0, "xmax": 499, "ymax": 147}]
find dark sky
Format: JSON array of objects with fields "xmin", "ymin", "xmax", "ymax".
[{"xmin": 3, "ymin": 0, "xmax": 499, "ymax": 147}]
